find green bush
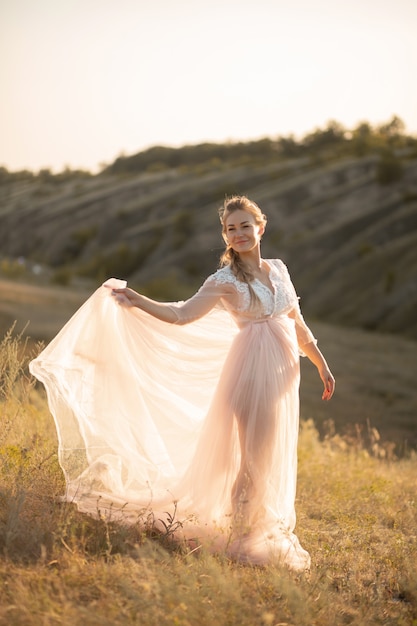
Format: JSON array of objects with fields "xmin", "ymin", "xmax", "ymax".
[
  {"xmin": 356, "ymin": 241, "xmax": 375, "ymax": 258},
  {"xmin": 173, "ymin": 209, "xmax": 194, "ymax": 249},
  {"xmin": 77, "ymin": 233, "xmax": 163, "ymax": 282},
  {"xmin": 51, "ymin": 267, "xmax": 72, "ymax": 286},
  {"xmin": 0, "ymin": 258, "xmax": 26, "ymax": 279},
  {"xmin": 376, "ymin": 151, "xmax": 404, "ymax": 185},
  {"xmin": 60, "ymin": 226, "xmax": 98, "ymax": 263},
  {"xmin": 141, "ymin": 272, "xmax": 194, "ymax": 301},
  {"xmin": 384, "ymin": 270, "xmax": 396, "ymax": 293}
]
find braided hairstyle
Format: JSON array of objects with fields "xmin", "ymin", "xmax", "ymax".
[{"xmin": 218, "ymin": 196, "xmax": 267, "ymax": 310}]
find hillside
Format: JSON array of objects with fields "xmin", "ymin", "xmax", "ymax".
[{"xmin": 1, "ymin": 144, "xmax": 417, "ymax": 340}]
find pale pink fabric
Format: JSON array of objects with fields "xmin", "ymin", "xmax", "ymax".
[{"xmin": 30, "ymin": 259, "xmax": 315, "ymax": 570}]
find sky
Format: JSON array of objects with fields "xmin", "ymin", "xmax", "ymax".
[{"xmin": 1, "ymin": 0, "xmax": 417, "ymax": 173}]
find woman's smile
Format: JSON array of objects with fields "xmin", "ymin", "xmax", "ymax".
[{"xmin": 225, "ymin": 209, "xmax": 264, "ymax": 254}]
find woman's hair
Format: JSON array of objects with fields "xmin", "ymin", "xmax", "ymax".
[
  {"xmin": 218, "ymin": 195, "xmax": 267, "ymax": 281},
  {"xmin": 218, "ymin": 196, "xmax": 267, "ymax": 310}
]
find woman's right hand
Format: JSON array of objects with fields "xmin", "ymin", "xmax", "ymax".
[
  {"xmin": 104, "ymin": 282, "xmax": 178, "ymax": 324},
  {"xmin": 110, "ymin": 287, "xmax": 138, "ymax": 307}
]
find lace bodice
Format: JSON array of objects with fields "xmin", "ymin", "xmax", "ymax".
[
  {"xmin": 210, "ymin": 260, "xmax": 297, "ymax": 319},
  {"xmin": 168, "ymin": 259, "xmax": 316, "ymax": 350}
]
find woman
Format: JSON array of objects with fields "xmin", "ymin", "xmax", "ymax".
[{"xmin": 30, "ymin": 196, "xmax": 334, "ymax": 571}]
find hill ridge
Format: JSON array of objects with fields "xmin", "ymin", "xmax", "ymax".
[{"xmin": 1, "ymin": 152, "xmax": 416, "ymax": 339}]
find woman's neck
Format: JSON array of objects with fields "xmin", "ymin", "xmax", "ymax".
[{"xmin": 239, "ymin": 250, "xmax": 263, "ymax": 273}]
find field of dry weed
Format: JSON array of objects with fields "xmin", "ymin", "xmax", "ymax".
[{"xmin": 0, "ymin": 327, "xmax": 416, "ymax": 626}]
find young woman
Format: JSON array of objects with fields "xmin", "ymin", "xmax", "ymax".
[{"xmin": 30, "ymin": 195, "xmax": 335, "ymax": 571}]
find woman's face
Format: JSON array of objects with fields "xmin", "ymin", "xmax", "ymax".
[{"xmin": 224, "ymin": 209, "xmax": 264, "ymax": 255}]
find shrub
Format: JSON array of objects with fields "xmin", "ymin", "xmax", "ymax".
[
  {"xmin": 77, "ymin": 232, "xmax": 163, "ymax": 282},
  {"xmin": 50, "ymin": 267, "xmax": 72, "ymax": 286},
  {"xmin": 0, "ymin": 258, "xmax": 26, "ymax": 279},
  {"xmin": 376, "ymin": 150, "xmax": 404, "ymax": 185},
  {"xmin": 173, "ymin": 209, "xmax": 194, "ymax": 249}
]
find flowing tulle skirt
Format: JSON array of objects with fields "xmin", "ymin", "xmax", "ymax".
[{"xmin": 30, "ymin": 280, "xmax": 310, "ymax": 571}]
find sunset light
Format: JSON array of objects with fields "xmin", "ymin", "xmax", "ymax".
[{"xmin": 2, "ymin": 0, "xmax": 417, "ymax": 172}]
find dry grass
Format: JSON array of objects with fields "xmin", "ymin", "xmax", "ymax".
[
  {"xmin": 0, "ymin": 279, "xmax": 90, "ymax": 343},
  {"xmin": 0, "ymin": 328, "xmax": 416, "ymax": 625}
]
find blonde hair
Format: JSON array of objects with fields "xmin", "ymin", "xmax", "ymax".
[{"xmin": 218, "ymin": 196, "xmax": 267, "ymax": 310}]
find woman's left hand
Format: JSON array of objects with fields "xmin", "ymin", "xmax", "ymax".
[{"xmin": 320, "ymin": 367, "xmax": 335, "ymax": 401}]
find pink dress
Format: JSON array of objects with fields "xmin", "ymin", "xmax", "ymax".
[{"xmin": 30, "ymin": 259, "xmax": 316, "ymax": 570}]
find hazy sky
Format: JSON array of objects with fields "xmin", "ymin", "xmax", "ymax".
[{"xmin": 2, "ymin": 0, "xmax": 417, "ymax": 173}]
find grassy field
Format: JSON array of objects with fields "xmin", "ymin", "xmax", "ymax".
[{"xmin": 0, "ymin": 319, "xmax": 416, "ymax": 624}]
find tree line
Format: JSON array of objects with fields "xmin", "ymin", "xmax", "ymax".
[{"xmin": 1, "ymin": 115, "xmax": 415, "ymax": 182}]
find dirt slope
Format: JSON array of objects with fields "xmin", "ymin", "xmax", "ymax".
[{"xmin": 1, "ymin": 154, "xmax": 416, "ymax": 338}]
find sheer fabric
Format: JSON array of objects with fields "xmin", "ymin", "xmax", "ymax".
[{"xmin": 30, "ymin": 259, "xmax": 315, "ymax": 570}]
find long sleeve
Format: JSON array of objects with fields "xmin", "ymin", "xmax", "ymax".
[
  {"xmin": 292, "ymin": 306, "xmax": 317, "ymax": 351},
  {"xmin": 167, "ymin": 275, "xmax": 235, "ymax": 325},
  {"xmin": 275, "ymin": 259, "xmax": 317, "ymax": 354}
]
